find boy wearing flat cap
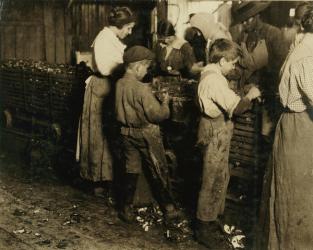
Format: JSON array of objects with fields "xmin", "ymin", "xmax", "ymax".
[
  {"xmin": 115, "ymin": 45, "xmax": 180, "ymax": 223},
  {"xmin": 195, "ymin": 39, "xmax": 261, "ymax": 249}
]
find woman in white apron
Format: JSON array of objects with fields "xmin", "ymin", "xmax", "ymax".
[{"xmin": 76, "ymin": 7, "xmax": 135, "ymax": 203}]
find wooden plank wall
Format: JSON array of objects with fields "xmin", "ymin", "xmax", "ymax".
[
  {"xmin": 0, "ymin": 1, "xmax": 44, "ymax": 61},
  {"xmin": 0, "ymin": 1, "xmax": 71, "ymax": 64},
  {"xmin": 71, "ymin": 1, "xmax": 160, "ymax": 52},
  {"xmin": 72, "ymin": 3, "xmax": 108, "ymax": 52},
  {"xmin": 0, "ymin": 0, "xmax": 164, "ymax": 63}
]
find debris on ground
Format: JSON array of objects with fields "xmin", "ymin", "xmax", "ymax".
[
  {"xmin": 223, "ymin": 224, "xmax": 246, "ymax": 249},
  {"xmin": 231, "ymin": 235, "xmax": 246, "ymax": 249},
  {"xmin": 33, "ymin": 209, "xmax": 40, "ymax": 214},
  {"xmin": 135, "ymin": 205, "xmax": 192, "ymax": 242},
  {"xmin": 135, "ymin": 205, "xmax": 163, "ymax": 232},
  {"xmin": 56, "ymin": 239, "xmax": 69, "ymax": 249},
  {"xmin": 164, "ymin": 219, "xmax": 192, "ymax": 243},
  {"xmin": 13, "ymin": 208, "xmax": 26, "ymax": 216},
  {"xmin": 36, "ymin": 239, "xmax": 51, "ymax": 246},
  {"xmin": 13, "ymin": 228, "xmax": 25, "ymax": 234}
]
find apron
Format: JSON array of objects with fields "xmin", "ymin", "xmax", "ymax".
[{"xmin": 76, "ymin": 75, "xmax": 113, "ymax": 182}]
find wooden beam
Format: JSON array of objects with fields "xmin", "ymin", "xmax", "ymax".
[
  {"xmin": 3, "ymin": 26, "xmax": 16, "ymax": 59},
  {"xmin": 55, "ymin": 6, "xmax": 66, "ymax": 63},
  {"xmin": 64, "ymin": 7, "xmax": 73, "ymax": 64},
  {"xmin": 43, "ymin": 2, "xmax": 56, "ymax": 63},
  {"xmin": 157, "ymin": 0, "xmax": 167, "ymax": 21}
]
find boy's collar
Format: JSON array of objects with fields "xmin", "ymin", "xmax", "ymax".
[
  {"xmin": 124, "ymin": 70, "xmax": 139, "ymax": 80},
  {"xmin": 125, "ymin": 70, "xmax": 147, "ymax": 82}
]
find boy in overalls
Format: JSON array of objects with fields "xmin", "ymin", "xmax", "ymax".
[{"xmin": 195, "ymin": 39, "xmax": 261, "ymax": 248}]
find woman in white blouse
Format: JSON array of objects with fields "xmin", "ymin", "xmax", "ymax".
[{"xmin": 77, "ymin": 7, "xmax": 135, "ymax": 203}]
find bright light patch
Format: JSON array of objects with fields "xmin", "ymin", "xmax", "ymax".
[{"xmin": 289, "ymin": 8, "xmax": 295, "ymax": 17}]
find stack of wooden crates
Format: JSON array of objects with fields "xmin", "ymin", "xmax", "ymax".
[
  {"xmin": 227, "ymin": 103, "xmax": 262, "ymax": 232},
  {"xmin": 0, "ymin": 59, "xmax": 87, "ymax": 150}
]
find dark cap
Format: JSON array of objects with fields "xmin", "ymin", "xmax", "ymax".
[
  {"xmin": 232, "ymin": 1, "xmax": 271, "ymax": 25},
  {"xmin": 123, "ymin": 46, "xmax": 155, "ymax": 64}
]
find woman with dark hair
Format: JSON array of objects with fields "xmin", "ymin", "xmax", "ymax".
[
  {"xmin": 155, "ymin": 20, "xmax": 203, "ymax": 79},
  {"xmin": 268, "ymin": 6, "xmax": 313, "ymax": 249},
  {"xmin": 76, "ymin": 6, "xmax": 135, "ymax": 203},
  {"xmin": 184, "ymin": 26, "xmax": 207, "ymax": 64},
  {"xmin": 282, "ymin": 2, "xmax": 313, "ymax": 51}
]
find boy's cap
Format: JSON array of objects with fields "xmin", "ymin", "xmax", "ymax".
[{"xmin": 123, "ymin": 46, "xmax": 155, "ymax": 64}]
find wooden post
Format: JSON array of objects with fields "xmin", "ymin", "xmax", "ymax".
[
  {"xmin": 157, "ymin": 0, "xmax": 167, "ymax": 22},
  {"xmin": 43, "ymin": 2, "xmax": 56, "ymax": 63}
]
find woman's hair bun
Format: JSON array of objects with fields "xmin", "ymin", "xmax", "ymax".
[{"xmin": 108, "ymin": 6, "xmax": 135, "ymax": 29}]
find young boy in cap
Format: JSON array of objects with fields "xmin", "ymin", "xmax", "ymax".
[
  {"xmin": 195, "ymin": 39, "xmax": 261, "ymax": 248},
  {"xmin": 115, "ymin": 45, "xmax": 180, "ymax": 222}
]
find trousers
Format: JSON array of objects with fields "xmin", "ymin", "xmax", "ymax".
[{"xmin": 197, "ymin": 118, "xmax": 233, "ymax": 222}]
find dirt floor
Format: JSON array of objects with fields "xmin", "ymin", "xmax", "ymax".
[{"xmin": 0, "ymin": 151, "xmax": 213, "ymax": 250}]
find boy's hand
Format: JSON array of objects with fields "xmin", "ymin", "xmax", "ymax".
[
  {"xmin": 246, "ymin": 86, "xmax": 261, "ymax": 101},
  {"xmin": 196, "ymin": 61, "xmax": 204, "ymax": 67},
  {"xmin": 243, "ymin": 83, "xmax": 258, "ymax": 94},
  {"xmin": 162, "ymin": 92, "xmax": 171, "ymax": 104}
]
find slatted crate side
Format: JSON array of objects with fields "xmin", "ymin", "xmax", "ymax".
[
  {"xmin": 229, "ymin": 104, "xmax": 261, "ymax": 175},
  {"xmin": 50, "ymin": 76, "xmax": 74, "ymax": 104},
  {"xmin": 23, "ymin": 71, "xmax": 50, "ymax": 115},
  {"xmin": 50, "ymin": 72, "xmax": 76, "ymax": 81},
  {"xmin": 0, "ymin": 73, "xmax": 23, "ymax": 83},
  {"xmin": 49, "ymin": 73, "xmax": 83, "ymax": 123},
  {"xmin": 0, "ymin": 69, "xmax": 26, "ymax": 111},
  {"xmin": 0, "ymin": 69, "xmax": 24, "ymax": 88},
  {"xmin": 12, "ymin": 113, "xmax": 52, "ymax": 137},
  {"xmin": 234, "ymin": 116, "xmax": 255, "ymax": 125},
  {"xmin": 1, "ymin": 67, "xmax": 24, "ymax": 76}
]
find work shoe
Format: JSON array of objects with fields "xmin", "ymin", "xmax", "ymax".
[
  {"xmin": 118, "ymin": 205, "xmax": 136, "ymax": 224},
  {"xmin": 195, "ymin": 221, "xmax": 232, "ymax": 249}
]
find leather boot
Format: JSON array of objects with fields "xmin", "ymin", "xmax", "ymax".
[
  {"xmin": 150, "ymin": 179, "xmax": 183, "ymax": 222},
  {"xmin": 195, "ymin": 220, "xmax": 232, "ymax": 249},
  {"xmin": 118, "ymin": 173, "xmax": 139, "ymax": 223}
]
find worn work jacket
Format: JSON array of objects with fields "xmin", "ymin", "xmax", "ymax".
[{"xmin": 115, "ymin": 72, "xmax": 170, "ymax": 136}]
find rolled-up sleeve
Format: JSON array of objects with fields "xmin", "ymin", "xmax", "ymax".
[
  {"xmin": 211, "ymin": 77, "xmax": 241, "ymax": 117},
  {"xmin": 198, "ymin": 72, "xmax": 241, "ymax": 118}
]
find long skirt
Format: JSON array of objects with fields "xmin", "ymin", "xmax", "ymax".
[
  {"xmin": 268, "ymin": 111, "xmax": 313, "ymax": 249},
  {"xmin": 76, "ymin": 75, "xmax": 113, "ymax": 182}
]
